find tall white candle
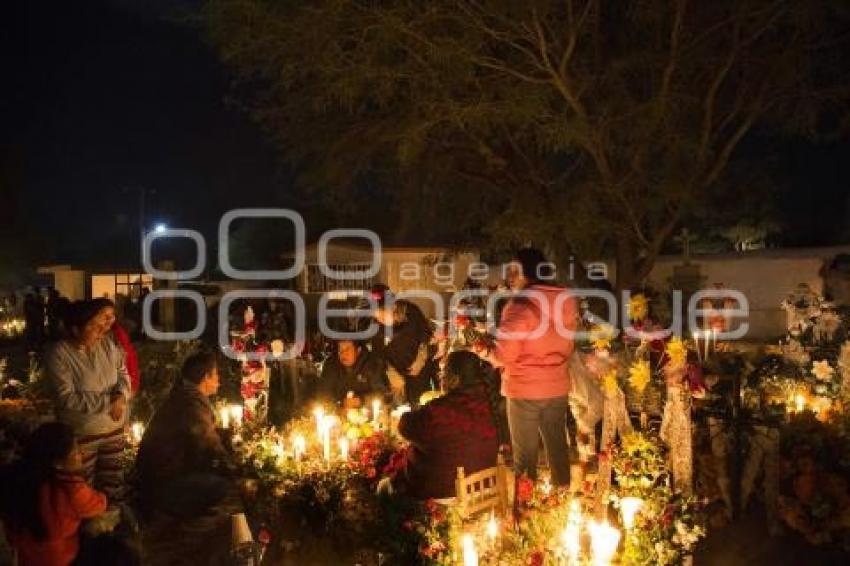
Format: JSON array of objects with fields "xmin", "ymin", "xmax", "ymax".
[
  {"xmin": 339, "ymin": 436, "xmax": 350, "ymax": 461},
  {"xmin": 693, "ymin": 331, "xmax": 702, "ymax": 363},
  {"xmin": 562, "ymin": 499, "xmax": 582, "ymax": 563},
  {"xmin": 230, "ymin": 405, "xmax": 244, "ymax": 429},
  {"xmin": 372, "ymin": 398, "xmax": 381, "ymax": 428},
  {"xmin": 619, "ymin": 497, "xmax": 643, "ymax": 530},
  {"xmin": 219, "ymin": 406, "xmax": 230, "ymax": 429},
  {"xmin": 130, "ymin": 422, "xmax": 144, "ymax": 445},
  {"xmin": 589, "ymin": 521, "xmax": 620, "ymax": 566},
  {"xmin": 462, "ymin": 534, "xmax": 478, "ymax": 566},
  {"xmin": 313, "ymin": 405, "xmax": 325, "ymax": 437}
]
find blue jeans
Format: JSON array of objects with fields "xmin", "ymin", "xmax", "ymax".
[{"xmin": 507, "ymin": 397, "xmax": 570, "ymax": 486}]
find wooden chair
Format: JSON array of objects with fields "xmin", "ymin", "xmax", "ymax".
[{"xmin": 455, "ymin": 453, "xmax": 513, "ymax": 519}]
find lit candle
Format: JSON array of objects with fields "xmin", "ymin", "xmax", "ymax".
[
  {"xmin": 462, "ymin": 534, "xmax": 478, "ymax": 566},
  {"xmin": 693, "ymin": 331, "xmax": 703, "ymax": 363},
  {"xmin": 313, "ymin": 405, "xmax": 325, "ymax": 437},
  {"xmin": 130, "ymin": 422, "xmax": 144, "ymax": 445},
  {"xmin": 293, "ymin": 434, "xmax": 306, "ymax": 461},
  {"xmin": 562, "ymin": 499, "xmax": 582, "ymax": 564},
  {"xmin": 230, "ymin": 405, "xmax": 244, "ymax": 429},
  {"xmin": 273, "ymin": 439, "xmax": 285, "ymax": 464},
  {"xmin": 339, "ymin": 436, "xmax": 350, "ymax": 461},
  {"xmin": 372, "ymin": 398, "xmax": 381, "ymax": 428},
  {"xmin": 486, "ymin": 512, "xmax": 498, "ymax": 543},
  {"xmin": 619, "ymin": 496, "xmax": 644, "ymax": 530},
  {"xmin": 219, "ymin": 406, "xmax": 230, "ymax": 429},
  {"xmin": 589, "ymin": 521, "xmax": 620, "ymax": 566},
  {"xmin": 321, "ymin": 415, "xmax": 337, "ymax": 463}
]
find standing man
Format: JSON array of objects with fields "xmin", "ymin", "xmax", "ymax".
[{"xmin": 491, "ymin": 248, "xmax": 577, "ymax": 486}]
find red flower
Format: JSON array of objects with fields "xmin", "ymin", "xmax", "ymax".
[
  {"xmin": 455, "ymin": 314, "xmax": 471, "ymax": 329},
  {"xmin": 425, "ymin": 499, "xmax": 438, "ymax": 514},
  {"xmin": 254, "ymin": 343, "xmax": 268, "ymax": 354},
  {"xmin": 528, "ymin": 550, "xmax": 545, "ymax": 566},
  {"xmin": 367, "ymin": 467, "xmax": 377, "ymax": 479},
  {"xmin": 257, "ymin": 528, "xmax": 272, "ymax": 545},
  {"xmin": 403, "ymin": 520, "xmax": 414, "ymax": 532},
  {"xmin": 472, "ymin": 338, "xmax": 489, "ymax": 353},
  {"xmin": 231, "ymin": 340, "xmax": 245, "ymax": 353},
  {"xmin": 516, "ymin": 476, "xmax": 534, "ymax": 505}
]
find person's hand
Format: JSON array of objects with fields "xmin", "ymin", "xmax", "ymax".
[{"xmin": 109, "ymin": 394, "xmax": 126, "ymax": 422}]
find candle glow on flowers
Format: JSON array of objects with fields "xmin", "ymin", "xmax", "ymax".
[{"xmin": 812, "ymin": 360, "xmax": 834, "ymax": 381}]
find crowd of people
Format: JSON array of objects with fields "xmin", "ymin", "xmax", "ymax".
[{"xmin": 0, "ymin": 247, "xmax": 580, "ymax": 565}]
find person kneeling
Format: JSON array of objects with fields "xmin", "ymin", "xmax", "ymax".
[
  {"xmin": 393, "ymin": 351, "xmax": 502, "ymax": 500},
  {"xmin": 136, "ymin": 351, "xmax": 241, "ymax": 565}
]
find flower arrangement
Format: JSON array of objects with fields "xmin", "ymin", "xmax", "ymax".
[{"xmin": 612, "ymin": 432, "xmax": 707, "ymax": 565}]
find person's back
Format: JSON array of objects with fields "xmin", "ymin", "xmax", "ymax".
[
  {"xmin": 398, "ymin": 384, "xmax": 499, "ymax": 499},
  {"xmin": 396, "ymin": 351, "xmax": 501, "ymax": 499},
  {"xmin": 497, "ymin": 284, "xmax": 577, "ymax": 399}
]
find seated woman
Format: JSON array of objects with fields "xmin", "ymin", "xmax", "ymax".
[
  {"xmin": 1, "ymin": 422, "xmax": 108, "ymax": 566},
  {"xmin": 318, "ymin": 339, "xmax": 388, "ymax": 407},
  {"xmin": 394, "ymin": 351, "xmax": 502, "ymax": 500}
]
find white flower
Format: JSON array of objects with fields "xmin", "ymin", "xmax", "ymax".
[{"xmin": 812, "ymin": 360, "xmax": 834, "ymax": 381}]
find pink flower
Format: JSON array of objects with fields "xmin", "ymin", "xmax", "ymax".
[{"xmin": 257, "ymin": 528, "xmax": 272, "ymax": 545}]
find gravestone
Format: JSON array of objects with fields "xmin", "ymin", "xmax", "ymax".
[{"xmin": 823, "ymin": 254, "xmax": 850, "ymax": 306}]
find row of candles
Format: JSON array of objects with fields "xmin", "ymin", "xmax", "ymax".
[
  {"xmin": 692, "ymin": 328, "xmax": 719, "ymax": 362},
  {"xmin": 461, "ymin": 497, "xmax": 644, "ymax": 566}
]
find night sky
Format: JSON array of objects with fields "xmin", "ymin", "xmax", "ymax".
[{"xmin": 1, "ymin": 0, "xmax": 849, "ymax": 278}]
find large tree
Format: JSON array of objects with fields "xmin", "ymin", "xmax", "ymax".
[{"xmin": 205, "ymin": 0, "xmax": 850, "ymax": 289}]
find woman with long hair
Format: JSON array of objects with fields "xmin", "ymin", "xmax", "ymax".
[
  {"xmin": 1, "ymin": 422, "xmax": 107, "ymax": 566},
  {"xmin": 374, "ymin": 298, "xmax": 437, "ymax": 404},
  {"xmin": 393, "ymin": 350, "xmax": 503, "ymax": 500},
  {"xmin": 45, "ymin": 300, "xmax": 131, "ymax": 502}
]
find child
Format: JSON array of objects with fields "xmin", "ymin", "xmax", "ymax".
[{"xmin": 1, "ymin": 422, "xmax": 107, "ymax": 566}]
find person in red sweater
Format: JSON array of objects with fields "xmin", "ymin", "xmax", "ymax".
[
  {"xmin": 1, "ymin": 422, "xmax": 108, "ymax": 566},
  {"xmin": 394, "ymin": 351, "xmax": 503, "ymax": 500}
]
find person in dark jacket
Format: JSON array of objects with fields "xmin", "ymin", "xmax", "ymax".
[
  {"xmin": 374, "ymin": 299, "xmax": 437, "ymax": 405},
  {"xmin": 318, "ymin": 340, "xmax": 388, "ymax": 407},
  {"xmin": 136, "ymin": 351, "xmax": 241, "ymax": 566},
  {"xmin": 394, "ymin": 351, "xmax": 502, "ymax": 500}
]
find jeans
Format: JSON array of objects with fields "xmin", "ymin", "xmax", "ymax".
[{"xmin": 507, "ymin": 397, "xmax": 570, "ymax": 486}]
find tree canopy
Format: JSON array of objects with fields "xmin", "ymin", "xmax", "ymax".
[{"xmin": 205, "ymin": 0, "xmax": 850, "ymax": 288}]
